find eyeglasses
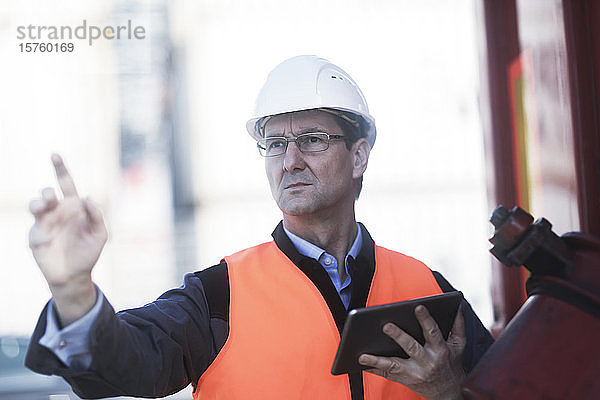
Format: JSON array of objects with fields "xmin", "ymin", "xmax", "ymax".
[{"xmin": 257, "ymin": 132, "xmax": 346, "ymax": 157}]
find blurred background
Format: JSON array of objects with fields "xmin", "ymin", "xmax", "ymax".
[
  {"xmin": 13, "ymin": 0, "xmax": 600, "ymax": 397},
  {"xmin": 1, "ymin": 0, "xmax": 493, "ymax": 338}
]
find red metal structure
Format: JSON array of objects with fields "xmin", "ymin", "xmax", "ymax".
[
  {"xmin": 462, "ymin": 206, "xmax": 600, "ymax": 399},
  {"xmin": 465, "ymin": 1, "xmax": 600, "ymax": 397},
  {"xmin": 476, "ymin": 0, "xmax": 600, "ymax": 335}
]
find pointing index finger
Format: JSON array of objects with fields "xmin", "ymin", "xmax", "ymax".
[{"xmin": 51, "ymin": 153, "xmax": 79, "ymax": 198}]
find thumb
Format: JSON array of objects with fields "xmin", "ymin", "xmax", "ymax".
[{"xmin": 84, "ymin": 197, "xmax": 107, "ymax": 235}]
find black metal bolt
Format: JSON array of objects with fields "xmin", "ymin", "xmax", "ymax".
[{"xmin": 490, "ymin": 205, "xmax": 510, "ymax": 229}]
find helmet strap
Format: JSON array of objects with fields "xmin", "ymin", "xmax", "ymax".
[{"xmin": 317, "ymin": 108, "xmax": 360, "ymax": 129}]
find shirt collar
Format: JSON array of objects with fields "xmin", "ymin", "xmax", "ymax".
[{"xmin": 283, "ymin": 223, "xmax": 363, "ymax": 263}]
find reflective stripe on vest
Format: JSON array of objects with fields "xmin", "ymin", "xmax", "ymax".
[{"xmin": 193, "ymin": 241, "xmax": 443, "ymax": 399}]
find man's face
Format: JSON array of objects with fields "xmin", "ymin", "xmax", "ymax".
[{"xmin": 263, "ymin": 110, "xmax": 362, "ymax": 217}]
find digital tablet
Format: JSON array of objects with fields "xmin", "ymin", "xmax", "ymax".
[{"xmin": 331, "ymin": 291, "xmax": 463, "ymax": 375}]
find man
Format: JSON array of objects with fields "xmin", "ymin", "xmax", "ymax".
[{"xmin": 26, "ymin": 55, "xmax": 493, "ymax": 400}]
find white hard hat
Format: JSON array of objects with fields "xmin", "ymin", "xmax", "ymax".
[{"xmin": 247, "ymin": 55, "xmax": 376, "ymax": 147}]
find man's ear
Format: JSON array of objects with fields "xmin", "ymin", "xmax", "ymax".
[{"xmin": 352, "ymin": 138, "xmax": 370, "ymax": 179}]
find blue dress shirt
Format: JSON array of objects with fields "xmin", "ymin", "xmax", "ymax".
[{"xmin": 283, "ymin": 223, "xmax": 362, "ymax": 309}]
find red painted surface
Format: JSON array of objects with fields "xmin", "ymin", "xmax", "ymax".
[
  {"xmin": 477, "ymin": 0, "xmax": 600, "ymax": 333},
  {"xmin": 563, "ymin": 0, "xmax": 600, "ymax": 235},
  {"xmin": 463, "ymin": 207, "xmax": 600, "ymax": 399},
  {"xmin": 463, "ymin": 295, "xmax": 600, "ymax": 399},
  {"xmin": 476, "ymin": 0, "xmax": 527, "ymax": 334}
]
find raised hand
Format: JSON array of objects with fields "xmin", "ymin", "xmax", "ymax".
[
  {"xmin": 359, "ymin": 305, "xmax": 467, "ymax": 400},
  {"xmin": 29, "ymin": 154, "xmax": 108, "ymax": 325}
]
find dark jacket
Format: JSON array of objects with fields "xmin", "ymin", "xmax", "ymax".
[{"xmin": 26, "ymin": 222, "xmax": 494, "ymax": 399}]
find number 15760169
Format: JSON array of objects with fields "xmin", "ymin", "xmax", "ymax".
[{"xmin": 19, "ymin": 42, "xmax": 74, "ymax": 52}]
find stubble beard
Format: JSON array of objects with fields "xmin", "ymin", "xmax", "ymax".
[{"xmin": 276, "ymin": 187, "xmax": 324, "ymax": 216}]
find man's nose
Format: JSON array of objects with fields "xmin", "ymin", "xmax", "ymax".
[{"xmin": 283, "ymin": 140, "xmax": 306, "ymax": 172}]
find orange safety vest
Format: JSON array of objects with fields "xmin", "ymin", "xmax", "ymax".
[{"xmin": 193, "ymin": 241, "xmax": 443, "ymax": 399}]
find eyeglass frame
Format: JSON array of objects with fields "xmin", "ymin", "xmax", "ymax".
[{"xmin": 256, "ymin": 132, "xmax": 347, "ymax": 157}]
